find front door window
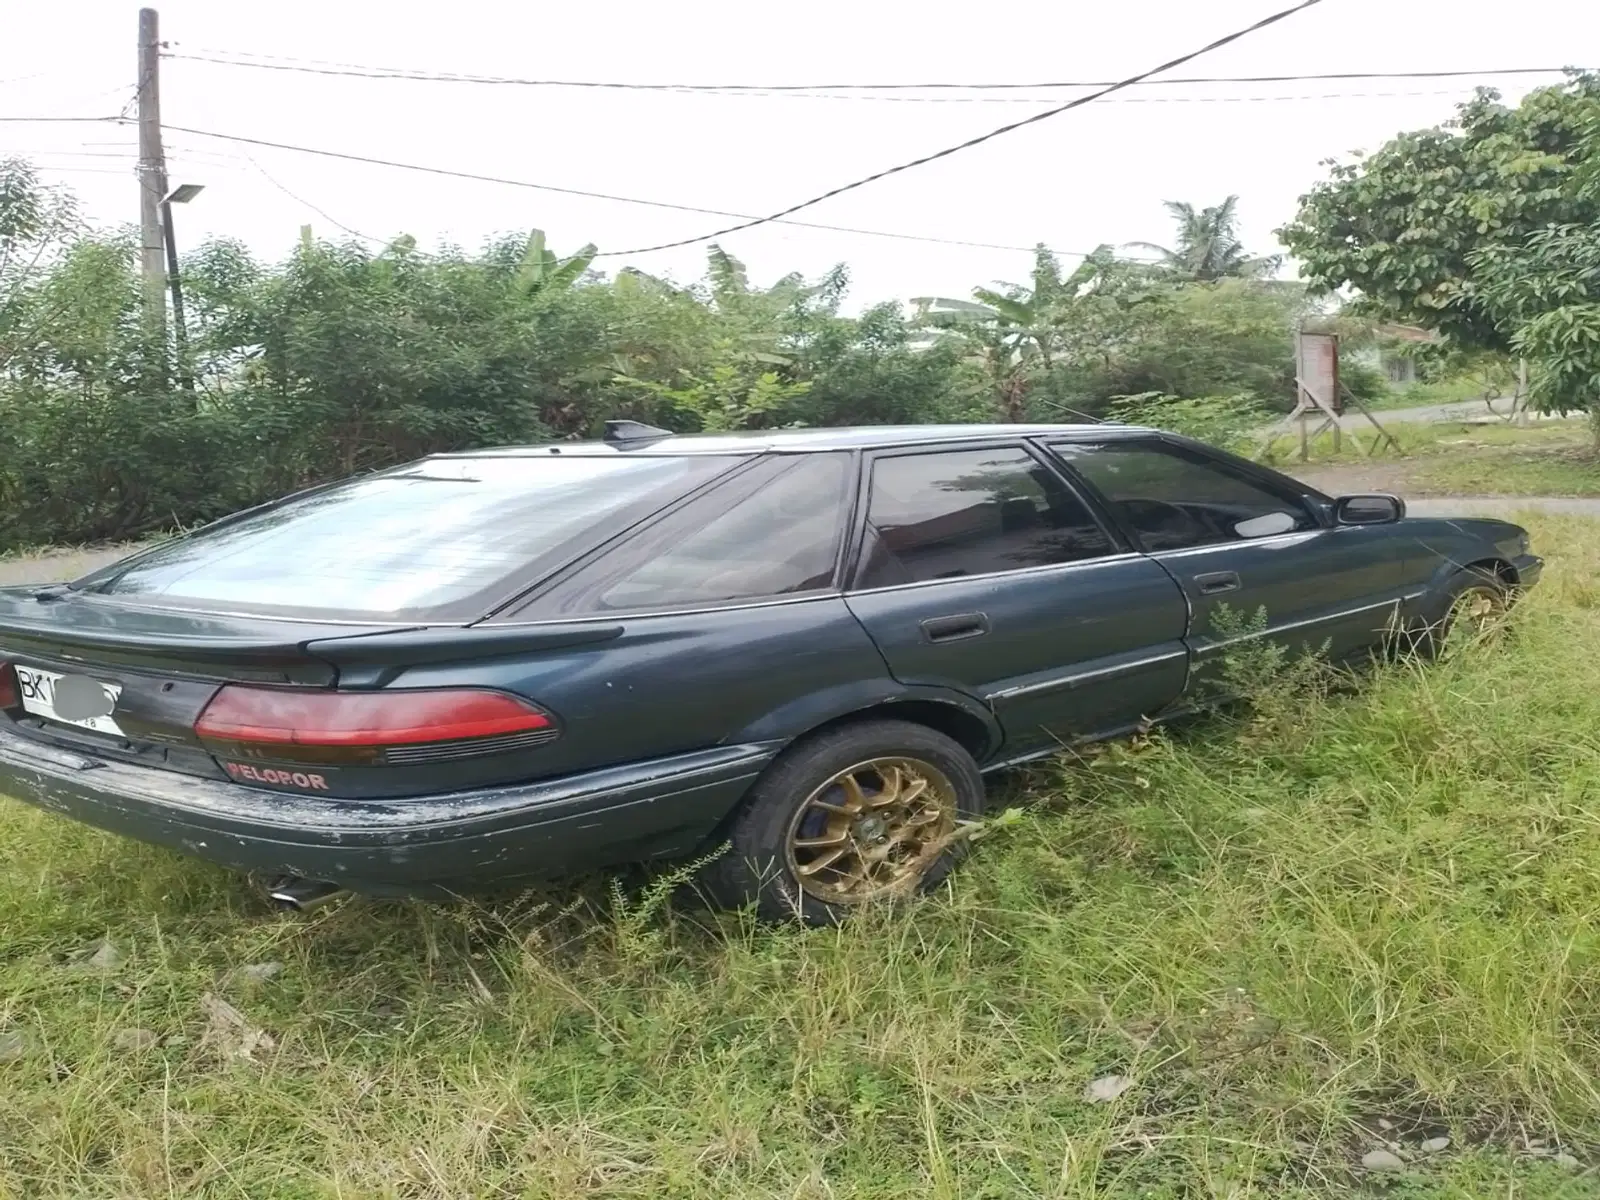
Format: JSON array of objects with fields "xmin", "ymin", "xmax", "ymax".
[{"xmin": 1051, "ymin": 440, "xmax": 1315, "ymax": 552}]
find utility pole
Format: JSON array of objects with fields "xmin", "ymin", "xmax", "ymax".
[{"xmin": 137, "ymin": 7, "xmax": 167, "ymax": 338}]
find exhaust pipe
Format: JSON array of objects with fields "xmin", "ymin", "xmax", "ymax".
[{"xmin": 266, "ymin": 876, "xmax": 347, "ymax": 912}]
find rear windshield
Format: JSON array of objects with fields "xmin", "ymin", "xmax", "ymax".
[{"xmin": 91, "ymin": 455, "xmax": 739, "ymax": 620}]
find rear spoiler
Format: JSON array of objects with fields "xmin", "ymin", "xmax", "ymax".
[
  {"xmin": 0, "ymin": 618, "xmax": 327, "ymax": 678},
  {"xmin": 0, "ymin": 606, "xmax": 622, "ymax": 687},
  {"xmin": 305, "ymin": 624, "xmax": 624, "ymax": 687}
]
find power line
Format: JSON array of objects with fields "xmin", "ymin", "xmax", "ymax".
[
  {"xmin": 236, "ymin": 151, "xmax": 388, "ymax": 244},
  {"xmin": 12, "ymin": 150, "xmax": 137, "ymax": 159},
  {"xmin": 592, "ymin": 0, "xmax": 1330, "ymax": 257},
  {"xmin": 156, "ymin": 122, "xmax": 1131, "ymax": 258},
  {"xmin": 556, "ymin": 86, "xmax": 1484, "ymax": 106},
  {"xmin": 0, "ymin": 115, "xmax": 124, "ymax": 123},
  {"xmin": 166, "ymin": 50, "xmax": 1583, "ymax": 93}
]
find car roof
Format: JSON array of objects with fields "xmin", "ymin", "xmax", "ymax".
[{"xmin": 433, "ymin": 423, "xmax": 1151, "ymax": 458}]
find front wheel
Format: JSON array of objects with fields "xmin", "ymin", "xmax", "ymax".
[
  {"xmin": 707, "ymin": 719, "xmax": 986, "ymax": 926},
  {"xmin": 1410, "ymin": 567, "xmax": 1511, "ymax": 659}
]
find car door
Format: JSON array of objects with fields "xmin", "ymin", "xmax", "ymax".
[
  {"xmin": 842, "ymin": 442, "xmax": 1191, "ymax": 761},
  {"xmin": 1046, "ymin": 435, "xmax": 1413, "ymax": 695}
]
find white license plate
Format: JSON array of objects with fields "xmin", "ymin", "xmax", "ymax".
[{"xmin": 12, "ymin": 665, "xmax": 125, "ymax": 738}]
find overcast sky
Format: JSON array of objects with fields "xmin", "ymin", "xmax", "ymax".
[{"xmin": 6, "ymin": 0, "xmax": 1595, "ymax": 309}]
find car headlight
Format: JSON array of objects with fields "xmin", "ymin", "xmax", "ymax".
[{"xmin": 1499, "ymin": 531, "xmax": 1530, "ymax": 558}]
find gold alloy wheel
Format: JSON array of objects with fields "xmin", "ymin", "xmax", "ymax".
[
  {"xmin": 783, "ymin": 756, "xmax": 959, "ymax": 905},
  {"xmin": 1445, "ymin": 583, "xmax": 1508, "ymax": 650}
]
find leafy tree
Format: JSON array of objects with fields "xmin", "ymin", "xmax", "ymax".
[
  {"xmin": 1090, "ymin": 280, "xmax": 1316, "ymax": 410},
  {"xmin": 915, "ymin": 248, "xmax": 1311, "ymax": 420},
  {"xmin": 1280, "ymin": 75, "xmax": 1600, "ymax": 351},
  {"xmin": 1130, "ymin": 197, "xmax": 1280, "ymax": 282},
  {"xmin": 0, "ymin": 157, "xmax": 1388, "ymax": 553},
  {"xmin": 1473, "ymin": 222, "xmax": 1600, "ymax": 429},
  {"xmin": 617, "ymin": 246, "xmax": 869, "ymax": 431},
  {"xmin": 914, "ymin": 245, "xmax": 1156, "ymax": 420},
  {"xmin": 620, "ymin": 360, "xmax": 811, "ymax": 431},
  {"xmin": 1105, "ymin": 391, "xmax": 1271, "ymax": 450},
  {"xmin": 796, "ymin": 301, "xmax": 971, "ymax": 425},
  {"xmin": 0, "ymin": 157, "xmax": 84, "ymax": 374}
]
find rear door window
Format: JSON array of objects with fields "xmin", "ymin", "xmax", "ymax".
[
  {"xmin": 854, "ymin": 446, "xmax": 1116, "ymax": 588},
  {"xmin": 90, "ymin": 455, "xmax": 740, "ymax": 620},
  {"xmin": 533, "ymin": 454, "xmax": 852, "ymax": 615}
]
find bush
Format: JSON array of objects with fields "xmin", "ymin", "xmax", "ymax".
[{"xmin": 1105, "ymin": 391, "xmax": 1270, "ymax": 452}]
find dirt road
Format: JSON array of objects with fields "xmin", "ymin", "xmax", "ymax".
[
  {"xmin": 1273, "ymin": 398, "xmax": 1573, "ymax": 431},
  {"xmin": 1403, "ymin": 496, "xmax": 1600, "ymax": 518},
  {"xmin": 0, "ymin": 545, "xmax": 137, "ymax": 588}
]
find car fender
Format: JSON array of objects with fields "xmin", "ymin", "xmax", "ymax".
[
  {"xmin": 726, "ymin": 678, "xmax": 1002, "ymax": 762},
  {"xmin": 1400, "ymin": 517, "xmax": 1521, "ymax": 616},
  {"xmin": 1419, "ymin": 530, "xmax": 1513, "ymax": 583}
]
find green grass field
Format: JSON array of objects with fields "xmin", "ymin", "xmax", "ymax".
[
  {"xmin": 6, "ymin": 515, "xmax": 1600, "ymax": 1197},
  {"xmin": 1411, "ymin": 423, "xmax": 1600, "ymax": 497}
]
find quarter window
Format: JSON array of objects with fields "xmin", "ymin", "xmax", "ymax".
[
  {"xmin": 1053, "ymin": 440, "xmax": 1315, "ymax": 552},
  {"xmin": 855, "ymin": 447, "xmax": 1114, "ymax": 588},
  {"xmin": 539, "ymin": 453, "xmax": 851, "ymax": 613}
]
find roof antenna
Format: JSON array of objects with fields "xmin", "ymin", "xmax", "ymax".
[{"xmin": 602, "ymin": 419, "xmax": 674, "ymax": 446}]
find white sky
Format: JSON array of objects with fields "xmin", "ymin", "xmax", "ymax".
[{"xmin": 5, "ymin": 0, "xmax": 1594, "ymax": 309}]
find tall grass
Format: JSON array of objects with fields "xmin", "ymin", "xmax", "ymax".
[{"xmin": 4, "ymin": 515, "xmax": 1600, "ymax": 1196}]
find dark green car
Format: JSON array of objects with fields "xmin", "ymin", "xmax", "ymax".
[{"xmin": 0, "ymin": 423, "xmax": 1540, "ymax": 922}]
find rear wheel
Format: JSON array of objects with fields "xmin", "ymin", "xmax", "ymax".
[{"xmin": 707, "ymin": 719, "xmax": 985, "ymax": 926}]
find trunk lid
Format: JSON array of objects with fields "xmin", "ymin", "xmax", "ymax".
[
  {"xmin": 0, "ymin": 586, "xmax": 408, "ymax": 781},
  {"xmin": 0, "ymin": 588, "xmax": 622, "ymax": 797}
]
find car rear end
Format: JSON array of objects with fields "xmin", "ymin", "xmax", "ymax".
[{"xmin": 0, "ymin": 448, "xmax": 777, "ymax": 898}]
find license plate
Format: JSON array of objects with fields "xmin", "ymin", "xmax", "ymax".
[{"xmin": 12, "ymin": 665, "xmax": 126, "ymax": 738}]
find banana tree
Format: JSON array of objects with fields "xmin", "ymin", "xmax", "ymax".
[
  {"xmin": 515, "ymin": 229, "xmax": 597, "ymax": 296},
  {"xmin": 913, "ymin": 244, "xmax": 1132, "ymax": 420}
]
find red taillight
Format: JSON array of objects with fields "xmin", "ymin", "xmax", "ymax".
[
  {"xmin": 195, "ymin": 686, "xmax": 555, "ymax": 764},
  {"xmin": 0, "ymin": 662, "xmax": 18, "ymax": 712}
]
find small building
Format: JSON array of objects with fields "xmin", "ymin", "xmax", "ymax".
[{"xmin": 1351, "ymin": 323, "xmax": 1439, "ymax": 389}]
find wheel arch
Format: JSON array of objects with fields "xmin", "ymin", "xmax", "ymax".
[
  {"xmin": 728, "ymin": 680, "xmax": 1002, "ymax": 765},
  {"xmin": 797, "ymin": 697, "xmax": 998, "ymax": 763},
  {"xmin": 1466, "ymin": 556, "xmax": 1519, "ymax": 587},
  {"xmin": 1423, "ymin": 555, "xmax": 1518, "ymax": 606},
  {"xmin": 703, "ymin": 691, "xmax": 998, "ymax": 850}
]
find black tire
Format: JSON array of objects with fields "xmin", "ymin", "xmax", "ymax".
[
  {"xmin": 1408, "ymin": 566, "xmax": 1510, "ymax": 660},
  {"xmin": 705, "ymin": 719, "xmax": 986, "ymax": 926}
]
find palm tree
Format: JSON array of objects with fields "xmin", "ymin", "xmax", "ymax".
[{"xmin": 1129, "ymin": 196, "xmax": 1281, "ymax": 282}]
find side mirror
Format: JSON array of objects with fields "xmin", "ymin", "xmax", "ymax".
[{"xmin": 1334, "ymin": 494, "xmax": 1405, "ymax": 525}]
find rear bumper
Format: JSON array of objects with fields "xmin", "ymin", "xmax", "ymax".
[{"xmin": 0, "ymin": 727, "xmax": 775, "ymax": 897}]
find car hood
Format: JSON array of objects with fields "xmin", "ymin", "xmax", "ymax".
[{"xmin": 1399, "ymin": 514, "xmax": 1529, "ymax": 555}]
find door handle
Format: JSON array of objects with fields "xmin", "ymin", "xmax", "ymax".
[
  {"xmin": 1194, "ymin": 571, "xmax": 1241, "ymax": 595},
  {"xmin": 920, "ymin": 613, "xmax": 990, "ymax": 644}
]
